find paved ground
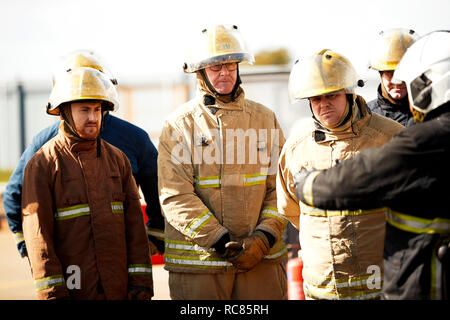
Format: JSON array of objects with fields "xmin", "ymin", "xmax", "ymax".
[{"xmin": 0, "ymin": 226, "xmax": 171, "ymax": 300}]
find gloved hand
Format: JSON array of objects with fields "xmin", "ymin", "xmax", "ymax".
[
  {"xmin": 127, "ymin": 286, "xmax": 152, "ymax": 300},
  {"xmin": 212, "ymin": 232, "xmax": 242, "ymax": 259},
  {"xmin": 293, "ymin": 168, "xmax": 317, "ymax": 201},
  {"xmin": 226, "ymin": 231, "xmax": 270, "ymax": 271}
]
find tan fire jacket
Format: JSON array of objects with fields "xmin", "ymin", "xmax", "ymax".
[
  {"xmin": 277, "ymin": 96, "xmax": 404, "ymax": 299},
  {"xmin": 22, "ymin": 124, "xmax": 153, "ymax": 300},
  {"xmin": 158, "ymin": 83, "xmax": 288, "ymax": 273}
]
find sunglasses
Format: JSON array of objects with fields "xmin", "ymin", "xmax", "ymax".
[{"xmin": 209, "ymin": 63, "xmax": 238, "ymax": 72}]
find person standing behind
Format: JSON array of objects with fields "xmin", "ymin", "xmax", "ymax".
[
  {"xmin": 3, "ymin": 50, "xmax": 164, "ymax": 261},
  {"xmin": 22, "ymin": 67, "xmax": 153, "ymax": 300},
  {"xmin": 158, "ymin": 24, "xmax": 288, "ymax": 300},
  {"xmin": 368, "ymin": 28, "xmax": 419, "ymax": 127},
  {"xmin": 293, "ymin": 30, "xmax": 450, "ymax": 300},
  {"xmin": 277, "ymin": 49, "xmax": 404, "ymax": 299}
]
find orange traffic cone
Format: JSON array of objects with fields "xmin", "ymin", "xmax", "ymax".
[{"xmin": 287, "ymin": 251, "xmax": 305, "ymax": 300}]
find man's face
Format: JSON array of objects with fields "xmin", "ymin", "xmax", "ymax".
[
  {"xmin": 204, "ymin": 62, "xmax": 238, "ymax": 94},
  {"xmin": 310, "ymin": 91, "xmax": 348, "ymax": 128},
  {"xmin": 381, "ymin": 70, "xmax": 408, "ymax": 100},
  {"xmin": 70, "ymin": 101, "xmax": 102, "ymax": 140}
]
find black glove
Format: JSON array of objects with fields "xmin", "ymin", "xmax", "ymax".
[{"xmin": 293, "ymin": 168, "xmax": 317, "ymax": 201}]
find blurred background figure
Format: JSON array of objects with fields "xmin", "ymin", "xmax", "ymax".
[{"xmin": 368, "ymin": 28, "xmax": 419, "ymax": 127}]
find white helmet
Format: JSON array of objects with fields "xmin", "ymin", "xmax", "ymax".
[{"xmin": 393, "ymin": 30, "xmax": 450, "ymax": 122}]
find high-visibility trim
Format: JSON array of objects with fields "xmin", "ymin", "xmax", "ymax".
[
  {"xmin": 261, "ymin": 206, "xmax": 288, "ymax": 225},
  {"xmin": 147, "ymin": 227, "xmax": 165, "ymax": 241},
  {"xmin": 302, "ymin": 171, "xmax": 321, "ymax": 206},
  {"xmin": 299, "ymin": 201, "xmax": 388, "ymax": 218},
  {"xmin": 128, "ymin": 264, "xmax": 152, "ymax": 275},
  {"xmin": 14, "ymin": 231, "xmax": 24, "ymax": 244},
  {"xmin": 303, "ymin": 270, "xmax": 384, "ymax": 289},
  {"xmin": 387, "ymin": 210, "xmax": 450, "ymax": 234},
  {"xmin": 34, "ymin": 275, "xmax": 65, "ymax": 291},
  {"xmin": 183, "ymin": 209, "xmax": 214, "ymax": 238},
  {"xmin": 164, "ymin": 254, "xmax": 233, "ymax": 268},
  {"xmin": 243, "ymin": 173, "xmax": 267, "ymax": 186},
  {"xmin": 55, "ymin": 204, "xmax": 90, "ymax": 221},
  {"xmin": 264, "ymin": 240, "xmax": 288, "ymax": 260},
  {"xmin": 194, "ymin": 176, "xmax": 221, "ymax": 188},
  {"xmin": 303, "ymin": 281, "xmax": 381, "ymax": 300},
  {"xmin": 430, "ymin": 247, "xmax": 442, "ymax": 300},
  {"xmin": 165, "ymin": 239, "xmax": 215, "ymax": 254},
  {"xmin": 111, "ymin": 201, "xmax": 124, "ymax": 214}
]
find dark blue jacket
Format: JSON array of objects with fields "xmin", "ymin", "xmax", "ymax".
[
  {"xmin": 367, "ymin": 85, "xmax": 414, "ymax": 127},
  {"xmin": 3, "ymin": 112, "xmax": 164, "ymax": 257}
]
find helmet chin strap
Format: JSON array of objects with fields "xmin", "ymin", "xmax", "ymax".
[
  {"xmin": 199, "ymin": 67, "xmax": 242, "ymax": 103},
  {"xmin": 60, "ymin": 103, "xmax": 106, "ymax": 157}
]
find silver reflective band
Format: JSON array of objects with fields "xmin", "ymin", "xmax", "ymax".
[
  {"xmin": 387, "ymin": 210, "xmax": 450, "ymax": 234},
  {"xmin": 55, "ymin": 204, "xmax": 90, "ymax": 220},
  {"xmin": 261, "ymin": 206, "xmax": 288, "ymax": 224},
  {"xmin": 194, "ymin": 176, "xmax": 221, "ymax": 188},
  {"xmin": 34, "ymin": 275, "xmax": 65, "ymax": 291},
  {"xmin": 128, "ymin": 264, "xmax": 152, "ymax": 275},
  {"xmin": 147, "ymin": 228, "xmax": 165, "ymax": 240},
  {"xmin": 111, "ymin": 202, "xmax": 124, "ymax": 213},
  {"xmin": 164, "ymin": 255, "xmax": 233, "ymax": 267},
  {"xmin": 243, "ymin": 174, "xmax": 267, "ymax": 186},
  {"xmin": 165, "ymin": 241, "xmax": 214, "ymax": 253},
  {"xmin": 264, "ymin": 246, "xmax": 288, "ymax": 259},
  {"xmin": 183, "ymin": 209, "xmax": 213, "ymax": 238}
]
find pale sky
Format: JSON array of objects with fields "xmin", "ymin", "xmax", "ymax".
[{"xmin": 1, "ymin": 0, "xmax": 449, "ymax": 83}]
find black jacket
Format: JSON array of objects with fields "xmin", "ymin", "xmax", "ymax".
[
  {"xmin": 295, "ymin": 107, "xmax": 450, "ymax": 299},
  {"xmin": 368, "ymin": 85, "xmax": 414, "ymax": 127}
]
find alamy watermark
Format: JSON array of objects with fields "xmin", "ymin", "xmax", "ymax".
[{"xmin": 169, "ymin": 126, "xmax": 282, "ymax": 175}]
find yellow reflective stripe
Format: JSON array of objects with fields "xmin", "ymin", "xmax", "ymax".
[
  {"xmin": 303, "ymin": 270, "xmax": 383, "ymax": 289},
  {"xmin": 164, "ymin": 254, "xmax": 232, "ymax": 268},
  {"xmin": 302, "ymin": 171, "xmax": 321, "ymax": 206},
  {"xmin": 264, "ymin": 241, "xmax": 288, "ymax": 259},
  {"xmin": 14, "ymin": 231, "xmax": 24, "ymax": 244},
  {"xmin": 111, "ymin": 201, "xmax": 124, "ymax": 214},
  {"xmin": 387, "ymin": 210, "xmax": 450, "ymax": 234},
  {"xmin": 183, "ymin": 209, "xmax": 213, "ymax": 238},
  {"xmin": 194, "ymin": 176, "xmax": 221, "ymax": 188},
  {"xmin": 165, "ymin": 239, "xmax": 214, "ymax": 254},
  {"xmin": 261, "ymin": 206, "xmax": 288, "ymax": 224},
  {"xmin": 299, "ymin": 201, "xmax": 387, "ymax": 217},
  {"xmin": 34, "ymin": 275, "xmax": 65, "ymax": 291},
  {"xmin": 430, "ymin": 248, "xmax": 442, "ymax": 300},
  {"xmin": 147, "ymin": 227, "xmax": 165, "ymax": 240},
  {"xmin": 55, "ymin": 204, "xmax": 90, "ymax": 220},
  {"xmin": 304, "ymin": 281, "xmax": 381, "ymax": 300},
  {"xmin": 128, "ymin": 264, "xmax": 152, "ymax": 275},
  {"xmin": 243, "ymin": 173, "xmax": 267, "ymax": 186}
]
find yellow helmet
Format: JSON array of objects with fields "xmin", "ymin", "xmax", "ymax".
[
  {"xmin": 288, "ymin": 49, "xmax": 362, "ymax": 103},
  {"xmin": 47, "ymin": 67, "xmax": 119, "ymax": 116},
  {"xmin": 369, "ymin": 28, "xmax": 419, "ymax": 71},
  {"xmin": 52, "ymin": 50, "xmax": 118, "ymax": 86},
  {"xmin": 183, "ymin": 24, "xmax": 254, "ymax": 73}
]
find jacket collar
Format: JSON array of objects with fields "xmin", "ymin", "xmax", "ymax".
[
  {"xmin": 312, "ymin": 95, "xmax": 371, "ymax": 143},
  {"xmin": 57, "ymin": 121, "xmax": 97, "ymax": 154}
]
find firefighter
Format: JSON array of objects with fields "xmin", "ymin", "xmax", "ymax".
[
  {"xmin": 158, "ymin": 24, "xmax": 288, "ymax": 300},
  {"xmin": 293, "ymin": 30, "xmax": 450, "ymax": 299},
  {"xmin": 277, "ymin": 49, "xmax": 404, "ymax": 299},
  {"xmin": 4, "ymin": 50, "xmax": 165, "ymax": 262},
  {"xmin": 367, "ymin": 28, "xmax": 419, "ymax": 127},
  {"xmin": 22, "ymin": 66, "xmax": 153, "ymax": 300}
]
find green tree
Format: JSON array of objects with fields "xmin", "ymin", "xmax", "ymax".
[{"xmin": 254, "ymin": 48, "xmax": 291, "ymax": 65}]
